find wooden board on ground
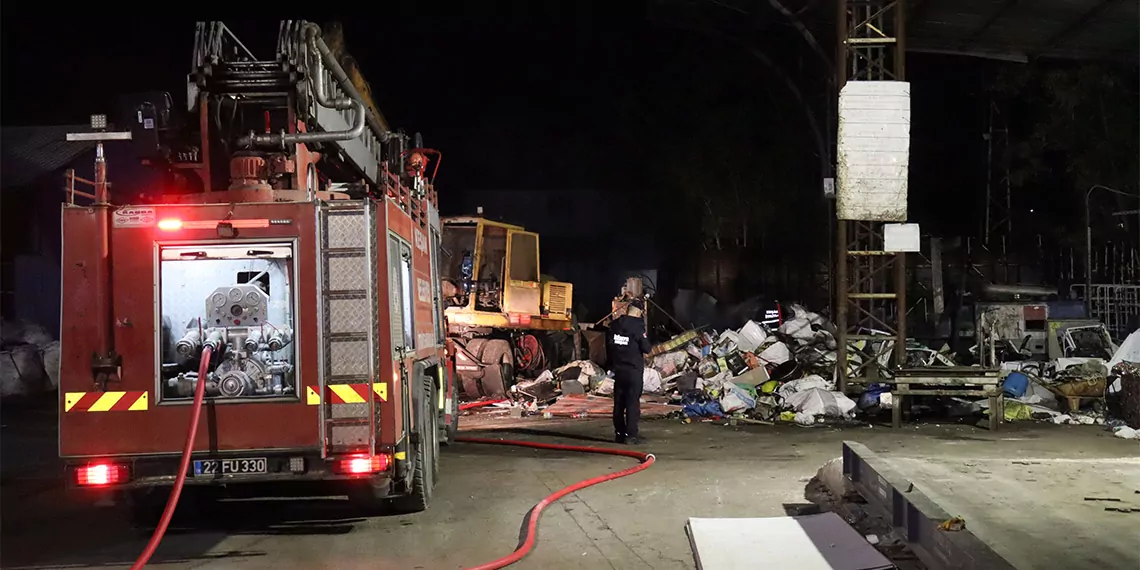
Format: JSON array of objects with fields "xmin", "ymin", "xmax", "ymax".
[{"xmin": 543, "ymin": 394, "xmax": 680, "ymax": 418}]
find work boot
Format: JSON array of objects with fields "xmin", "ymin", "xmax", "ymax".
[
  {"xmin": 626, "ymin": 435, "xmax": 645, "ymax": 445},
  {"xmin": 614, "ymin": 433, "xmax": 627, "ymax": 444}
]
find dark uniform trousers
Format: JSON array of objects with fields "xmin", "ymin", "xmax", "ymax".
[{"xmin": 612, "ymin": 367, "xmax": 643, "ymax": 438}]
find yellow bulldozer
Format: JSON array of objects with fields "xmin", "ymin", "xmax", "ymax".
[{"xmin": 440, "ymin": 215, "xmax": 573, "ymax": 399}]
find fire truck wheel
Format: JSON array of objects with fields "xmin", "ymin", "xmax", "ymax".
[
  {"xmin": 479, "ymin": 339, "xmax": 516, "ymax": 398},
  {"xmin": 390, "ymin": 376, "xmax": 438, "ymax": 513}
]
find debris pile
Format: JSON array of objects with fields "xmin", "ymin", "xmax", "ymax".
[
  {"xmin": 461, "ymin": 293, "xmax": 1140, "ymax": 435},
  {"xmin": 986, "ymin": 329, "xmax": 1140, "ymax": 437},
  {"xmin": 635, "ymin": 304, "xmax": 861, "ymax": 426},
  {"xmin": 0, "ymin": 320, "xmax": 60, "ymax": 398},
  {"xmin": 471, "ymin": 303, "xmax": 866, "ymax": 426}
]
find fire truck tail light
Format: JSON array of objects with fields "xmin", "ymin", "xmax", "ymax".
[
  {"xmin": 334, "ymin": 454, "xmax": 391, "ymax": 475},
  {"xmin": 157, "ymin": 218, "xmax": 183, "ymax": 231},
  {"xmin": 76, "ymin": 462, "xmax": 129, "ymax": 487}
]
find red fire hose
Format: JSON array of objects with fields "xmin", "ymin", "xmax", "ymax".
[
  {"xmin": 130, "ymin": 346, "xmax": 213, "ymax": 570},
  {"xmin": 459, "ymin": 399, "xmax": 508, "ymax": 411},
  {"xmin": 127, "ymin": 358, "xmax": 653, "ymax": 569},
  {"xmin": 454, "ymin": 437, "xmax": 656, "ymax": 570}
]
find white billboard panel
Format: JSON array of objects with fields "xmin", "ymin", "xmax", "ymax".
[{"xmin": 837, "ymin": 81, "xmax": 911, "ymax": 221}]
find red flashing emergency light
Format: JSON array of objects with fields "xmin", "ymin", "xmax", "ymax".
[
  {"xmin": 76, "ymin": 462, "xmax": 129, "ymax": 487},
  {"xmin": 334, "ymin": 454, "xmax": 391, "ymax": 475},
  {"xmin": 157, "ymin": 218, "xmax": 183, "ymax": 231},
  {"xmin": 157, "ymin": 218, "xmax": 273, "ymax": 231}
]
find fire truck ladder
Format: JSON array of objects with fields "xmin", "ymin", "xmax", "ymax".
[
  {"xmin": 316, "ymin": 201, "xmax": 380, "ymax": 458},
  {"xmin": 192, "ymin": 21, "xmax": 391, "ymax": 190},
  {"xmin": 277, "ymin": 20, "xmax": 390, "ymax": 189}
]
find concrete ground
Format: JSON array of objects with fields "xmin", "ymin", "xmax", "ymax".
[
  {"xmin": 878, "ymin": 451, "xmax": 1140, "ymax": 570},
  {"xmin": 2, "ymin": 400, "xmax": 1138, "ymax": 570}
]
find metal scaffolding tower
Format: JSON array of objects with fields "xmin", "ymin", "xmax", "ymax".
[
  {"xmin": 835, "ymin": 0, "xmax": 908, "ymax": 392},
  {"xmin": 984, "ymin": 100, "xmax": 1012, "ymax": 250}
]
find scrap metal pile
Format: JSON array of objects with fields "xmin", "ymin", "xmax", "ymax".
[{"xmin": 989, "ymin": 329, "xmax": 1140, "ymax": 438}]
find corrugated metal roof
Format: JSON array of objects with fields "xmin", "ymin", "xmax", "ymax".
[
  {"xmin": 908, "ymin": 0, "xmax": 1139, "ymax": 62},
  {"xmin": 2, "ymin": 125, "xmax": 93, "ymax": 188}
]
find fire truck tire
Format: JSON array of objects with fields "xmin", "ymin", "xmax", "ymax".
[
  {"xmin": 390, "ymin": 376, "xmax": 438, "ymax": 513},
  {"xmin": 479, "ymin": 339, "xmax": 516, "ymax": 398}
]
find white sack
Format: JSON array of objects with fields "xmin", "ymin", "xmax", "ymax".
[
  {"xmin": 736, "ymin": 320, "xmax": 768, "ymax": 353},
  {"xmin": 757, "ymin": 341, "xmax": 792, "ymax": 366},
  {"xmin": 719, "ymin": 381, "xmax": 757, "ymax": 413},
  {"xmin": 776, "ymin": 374, "xmax": 832, "ymax": 400},
  {"xmin": 784, "ymin": 388, "xmax": 857, "ymax": 418},
  {"xmin": 642, "ymin": 367, "xmax": 663, "ymax": 393}
]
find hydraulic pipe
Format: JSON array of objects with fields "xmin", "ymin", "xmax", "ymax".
[
  {"xmin": 303, "ymin": 23, "xmax": 390, "ymax": 140},
  {"xmin": 92, "ymin": 142, "xmax": 116, "ymax": 385},
  {"xmin": 237, "ymin": 24, "xmax": 366, "ymax": 148}
]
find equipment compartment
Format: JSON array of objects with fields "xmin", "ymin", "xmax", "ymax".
[{"xmin": 157, "ymin": 241, "xmax": 300, "ymax": 402}]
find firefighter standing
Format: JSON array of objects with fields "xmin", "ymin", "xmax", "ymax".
[{"xmin": 606, "ymin": 299, "xmax": 651, "ymax": 444}]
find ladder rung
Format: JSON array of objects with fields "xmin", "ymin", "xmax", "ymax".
[
  {"xmin": 329, "ymin": 332, "xmax": 368, "ymax": 342},
  {"xmin": 324, "ymin": 248, "xmax": 366, "ymax": 256},
  {"xmin": 326, "ymin": 290, "xmax": 366, "ymax": 300},
  {"xmin": 327, "ymin": 375, "xmax": 371, "ymax": 383},
  {"xmin": 326, "ymin": 445, "xmax": 371, "ymax": 455},
  {"xmin": 326, "ymin": 417, "xmax": 370, "ymax": 427}
]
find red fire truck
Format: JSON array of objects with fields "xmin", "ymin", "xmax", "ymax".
[{"xmin": 58, "ymin": 21, "xmax": 456, "ymax": 514}]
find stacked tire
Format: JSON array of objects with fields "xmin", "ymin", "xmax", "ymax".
[{"xmin": 458, "ymin": 338, "xmax": 515, "ymax": 398}]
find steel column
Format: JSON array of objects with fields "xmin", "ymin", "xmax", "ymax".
[
  {"xmin": 835, "ymin": 0, "xmax": 908, "ymax": 392},
  {"xmin": 983, "ymin": 101, "xmax": 1012, "ymax": 250}
]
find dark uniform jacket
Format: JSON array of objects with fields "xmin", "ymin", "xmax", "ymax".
[{"xmin": 606, "ymin": 315, "xmax": 651, "ymax": 374}]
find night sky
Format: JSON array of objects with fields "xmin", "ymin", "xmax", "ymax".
[
  {"xmin": 5, "ymin": 5, "xmax": 1129, "ymax": 315},
  {"xmin": 0, "ymin": 8, "xmax": 983, "ymax": 208}
]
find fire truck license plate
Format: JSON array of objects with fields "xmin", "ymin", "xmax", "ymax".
[{"xmin": 193, "ymin": 457, "xmax": 267, "ymax": 476}]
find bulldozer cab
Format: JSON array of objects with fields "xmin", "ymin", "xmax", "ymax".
[{"xmin": 441, "ymin": 217, "xmax": 540, "ymax": 316}]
